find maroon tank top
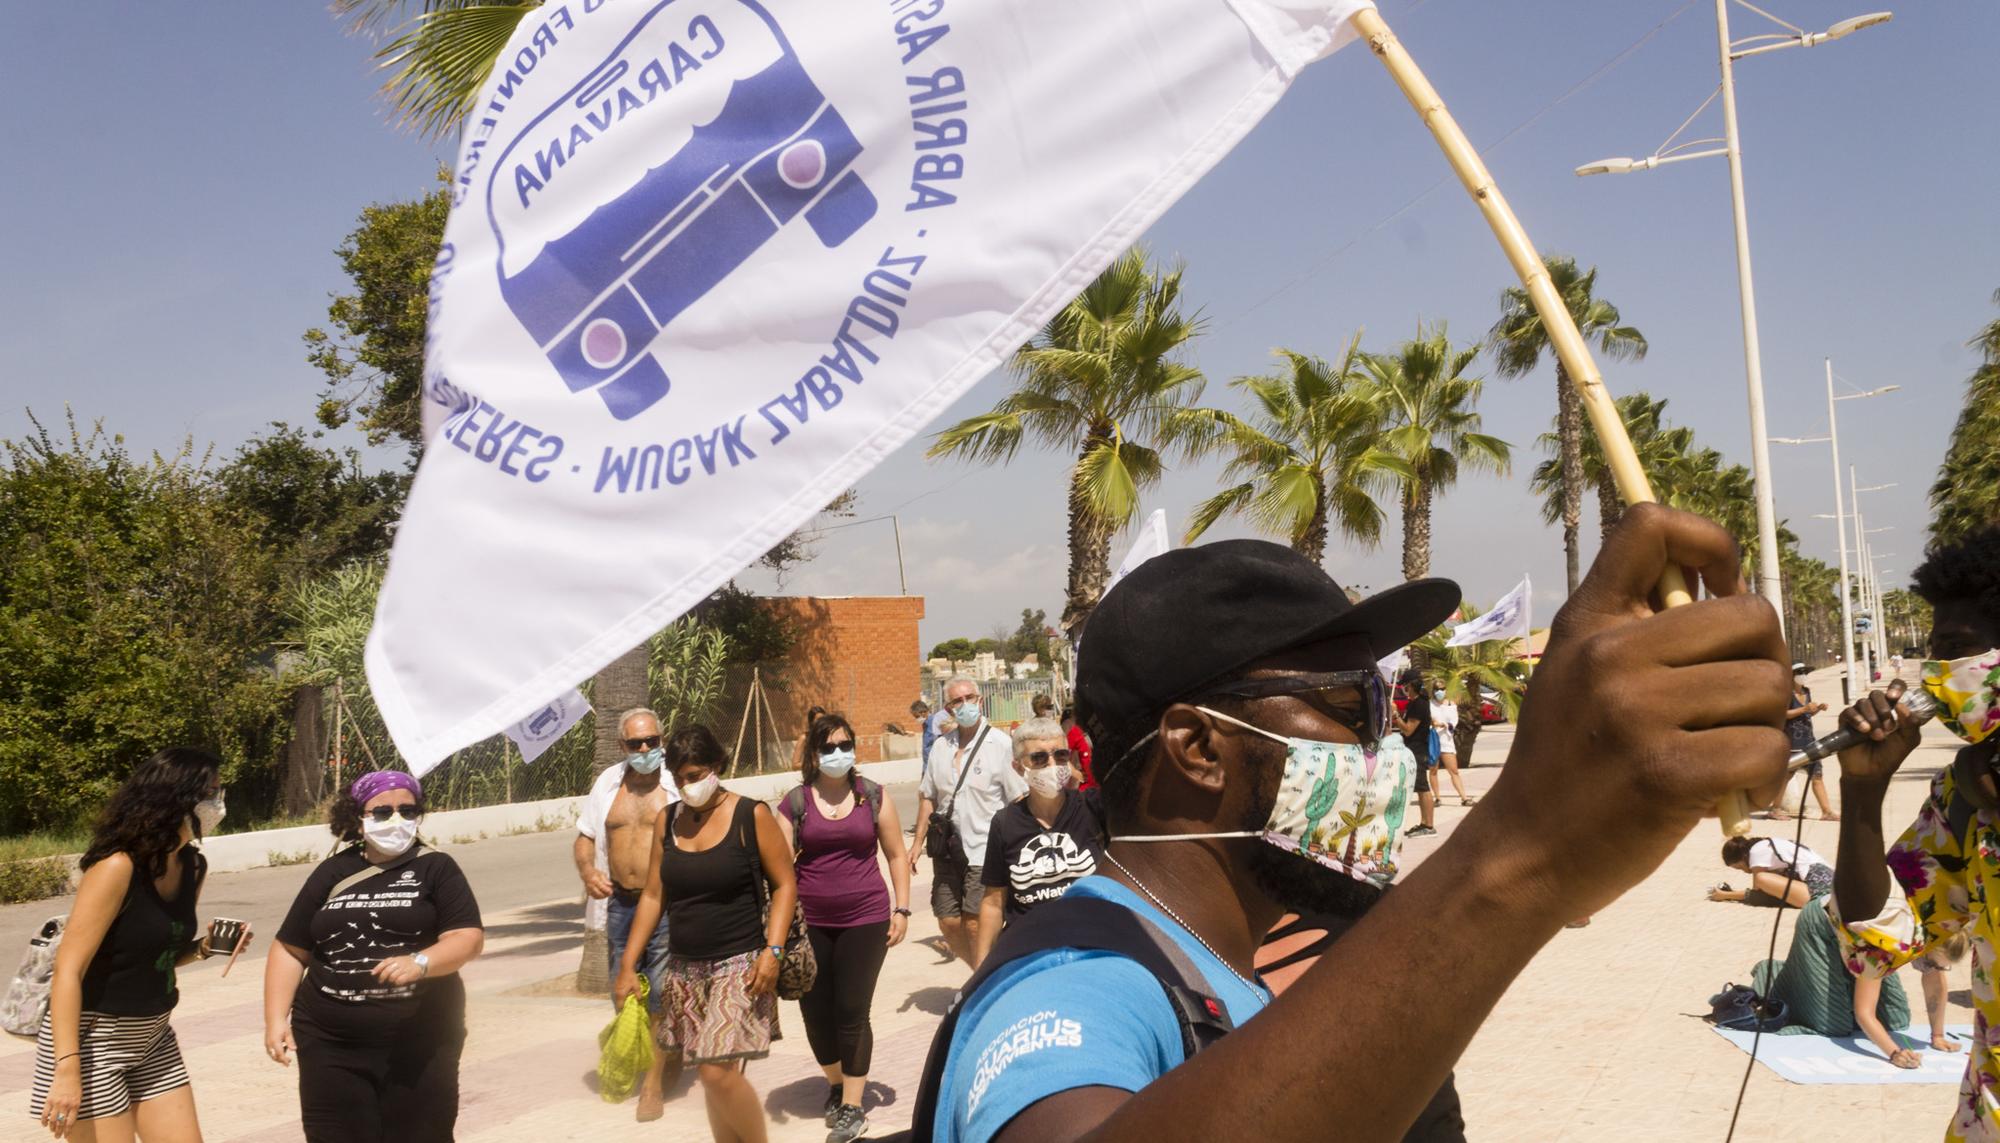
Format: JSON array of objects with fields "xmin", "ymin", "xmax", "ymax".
[{"xmin": 793, "ymin": 787, "xmax": 891, "ymax": 928}]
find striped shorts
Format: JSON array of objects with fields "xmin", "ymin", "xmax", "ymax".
[{"xmin": 29, "ymin": 1010, "xmax": 190, "ymax": 1122}]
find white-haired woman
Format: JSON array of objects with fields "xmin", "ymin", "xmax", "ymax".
[{"xmin": 972, "ymin": 718, "xmax": 1105, "ymax": 966}]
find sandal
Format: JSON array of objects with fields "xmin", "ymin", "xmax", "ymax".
[{"xmin": 1460, "ymin": 796, "xmax": 1478, "ymax": 807}]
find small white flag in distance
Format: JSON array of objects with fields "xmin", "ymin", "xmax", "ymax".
[
  {"xmin": 1445, "ymin": 575, "xmax": 1532, "ymax": 648},
  {"xmin": 501, "ymin": 688, "xmax": 592, "ymax": 767},
  {"xmin": 1106, "ymin": 510, "xmax": 1172, "ymax": 596},
  {"xmin": 364, "ymin": 0, "xmax": 1376, "ymax": 769}
]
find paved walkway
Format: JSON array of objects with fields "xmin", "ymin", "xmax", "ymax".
[{"xmin": 2, "ymin": 669, "xmax": 1972, "ymax": 1141}]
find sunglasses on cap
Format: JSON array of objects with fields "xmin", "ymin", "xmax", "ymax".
[
  {"xmin": 367, "ymin": 804, "xmax": 422, "ymax": 822},
  {"xmin": 622, "ymin": 734, "xmax": 662, "ymax": 751},
  {"xmin": 1199, "ymin": 669, "xmax": 1392, "ymax": 742}
]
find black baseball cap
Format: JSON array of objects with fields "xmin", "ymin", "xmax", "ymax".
[{"xmin": 1076, "ymin": 539, "xmax": 1461, "ymax": 779}]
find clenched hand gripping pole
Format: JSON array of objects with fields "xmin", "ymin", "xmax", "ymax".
[{"xmin": 1347, "ymin": 7, "xmax": 1753, "ymax": 836}]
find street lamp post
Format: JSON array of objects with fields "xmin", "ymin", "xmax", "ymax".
[
  {"xmin": 1773, "ymin": 362, "xmax": 1898, "ymax": 700},
  {"xmin": 1574, "ymin": 4, "xmax": 1893, "ymax": 633},
  {"xmin": 1712, "ymin": 0, "xmax": 1788, "ymax": 623},
  {"xmin": 1850, "ymin": 467, "xmax": 1896, "ymax": 681}
]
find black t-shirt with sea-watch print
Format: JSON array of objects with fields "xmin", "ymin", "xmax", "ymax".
[{"xmin": 276, "ymin": 845, "xmax": 482, "ymax": 1041}]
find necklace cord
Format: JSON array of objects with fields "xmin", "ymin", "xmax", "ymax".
[
  {"xmin": 1723, "ymin": 803, "xmax": 1810, "ymax": 1141},
  {"xmin": 1104, "ymin": 850, "xmax": 1258, "ymax": 990}
]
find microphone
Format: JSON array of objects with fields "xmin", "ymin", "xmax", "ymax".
[{"xmin": 1787, "ymin": 686, "xmax": 1938, "ymax": 772}]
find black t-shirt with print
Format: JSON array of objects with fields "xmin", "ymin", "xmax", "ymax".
[
  {"xmin": 276, "ymin": 846, "xmax": 482, "ymax": 1041},
  {"xmin": 1402, "ymin": 692, "xmax": 1433, "ymax": 761},
  {"xmin": 980, "ymin": 790, "xmax": 1105, "ymax": 922}
]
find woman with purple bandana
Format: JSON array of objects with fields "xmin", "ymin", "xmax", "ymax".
[{"xmin": 261, "ymin": 771, "xmax": 485, "ymax": 1143}]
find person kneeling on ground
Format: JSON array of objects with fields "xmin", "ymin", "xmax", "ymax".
[
  {"xmin": 922, "ymin": 505, "xmax": 1790, "ymax": 1142},
  {"xmin": 1740, "ymin": 896, "xmax": 1915, "ymax": 1064},
  {"xmin": 1708, "ymin": 834, "xmax": 1834, "ymax": 908}
]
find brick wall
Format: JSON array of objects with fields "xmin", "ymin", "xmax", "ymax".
[{"xmin": 716, "ymin": 596, "xmax": 926, "ymax": 769}]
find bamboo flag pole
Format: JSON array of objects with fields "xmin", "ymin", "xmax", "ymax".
[{"xmin": 1348, "ymin": 7, "xmax": 1753, "ymax": 836}]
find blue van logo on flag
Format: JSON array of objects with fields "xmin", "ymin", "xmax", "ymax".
[{"xmin": 486, "ymin": 0, "xmax": 877, "ymax": 421}]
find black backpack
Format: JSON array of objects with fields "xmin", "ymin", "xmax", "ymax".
[{"xmin": 881, "ymin": 894, "xmax": 1235, "ymax": 1142}]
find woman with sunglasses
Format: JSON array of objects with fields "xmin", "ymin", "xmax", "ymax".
[
  {"xmin": 772, "ymin": 713, "xmax": 911, "ymax": 1143},
  {"xmin": 33, "ymin": 747, "xmax": 238, "ymax": 1141},
  {"xmin": 971, "ymin": 718, "xmax": 1107, "ymax": 967},
  {"xmin": 262, "ymin": 771, "xmax": 484, "ymax": 1143}
]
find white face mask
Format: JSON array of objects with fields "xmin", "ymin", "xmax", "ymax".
[
  {"xmin": 1025, "ymin": 764, "xmax": 1070, "ymax": 798},
  {"xmin": 192, "ymin": 795, "xmax": 226, "ymax": 836},
  {"xmin": 1116, "ymin": 707, "xmax": 1418, "ymax": 885},
  {"xmin": 818, "ymin": 748, "xmax": 856, "ymax": 778},
  {"xmin": 362, "ymin": 812, "xmax": 421, "ymax": 857},
  {"xmin": 680, "ymin": 772, "xmax": 722, "ymax": 809}
]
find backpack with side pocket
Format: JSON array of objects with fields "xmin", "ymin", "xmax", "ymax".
[
  {"xmin": 1, "ymin": 917, "xmax": 66, "ymax": 1037},
  {"xmin": 879, "ymin": 893, "xmax": 1236, "ymax": 1142}
]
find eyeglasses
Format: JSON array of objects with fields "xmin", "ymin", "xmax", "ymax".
[
  {"xmin": 367, "ymin": 804, "xmax": 422, "ymax": 822},
  {"xmin": 817, "ymin": 740, "xmax": 854, "ymax": 755},
  {"xmin": 622, "ymin": 735, "xmax": 662, "ymax": 751},
  {"xmin": 1201, "ymin": 670, "xmax": 1391, "ymax": 742},
  {"xmin": 1022, "ymin": 749, "xmax": 1074, "ymax": 768}
]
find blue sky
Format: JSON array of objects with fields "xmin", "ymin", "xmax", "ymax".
[{"xmin": 3, "ymin": 1, "xmax": 1990, "ymax": 650}]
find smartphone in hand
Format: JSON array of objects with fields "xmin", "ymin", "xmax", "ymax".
[{"xmin": 208, "ymin": 917, "xmax": 251, "ymax": 976}]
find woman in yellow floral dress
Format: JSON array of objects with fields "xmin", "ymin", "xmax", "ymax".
[{"xmin": 1829, "ymin": 524, "xmax": 2000, "ymax": 1143}]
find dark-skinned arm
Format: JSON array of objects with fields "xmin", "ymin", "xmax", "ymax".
[
  {"xmin": 1830, "ymin": 682, "xmax": 1923, "ymax": 926},
  {"xmin": 994, "ymin": 505, "xmax": 1790, "ymax": 1143}
]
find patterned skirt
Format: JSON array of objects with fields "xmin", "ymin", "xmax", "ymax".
[{"xmin": 658, "ymin": 950, "xmax": 781, "ymax": 1065}]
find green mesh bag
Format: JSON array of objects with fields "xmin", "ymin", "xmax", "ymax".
[{"xmin": 597, "ymin": 976, "xmax": 655, "ymax": 1102}]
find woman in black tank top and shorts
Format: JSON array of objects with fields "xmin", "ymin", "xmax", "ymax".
[
  {"xmin": 33, "ymin": 748, "xmax": 246, "ymax": 1140},
  {"xmin": 615, "ymin": 725, "xmax": 799, "ymax": 1143}
]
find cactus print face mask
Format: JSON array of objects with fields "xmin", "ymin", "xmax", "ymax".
[{"xmin": 1114, "ymin": 707, "xmax": 1417, "ymax": 884}]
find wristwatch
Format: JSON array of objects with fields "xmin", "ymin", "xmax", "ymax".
[
  {"xmin": 766, "ymin": 944, "xmax": 786, "ymax": 961},
  {"xmin": 412, "ymin": 952, "xmax": 432, "ymax": 978},
  {"xmin": 892, "ymin": 906, "xmax": 912, "ymax": 917}
]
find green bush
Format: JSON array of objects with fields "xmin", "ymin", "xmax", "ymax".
[{"xmin": 0, "ymin": 857, "xmax": 73, "ymax": 904}]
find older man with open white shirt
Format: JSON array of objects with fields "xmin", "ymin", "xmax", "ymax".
[{"xmin": 912, "ymin": 677, "xmax": 1025, "ymax": 967}]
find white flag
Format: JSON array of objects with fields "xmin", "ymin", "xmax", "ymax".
[
  {"xmin": 365, "ymin": 0, "xmax": 1376, "ymax": 768},
  {"xmin": 1445, "ymin": 575, "xmax": 1532, "ymax": 649},
  {"xmin": 1106, "ymin": 510, "xmax": 1171, "ymax": 596},
  {"xmin": 501, "ymin": 688, "xmax": 592, "ymax": 767}
]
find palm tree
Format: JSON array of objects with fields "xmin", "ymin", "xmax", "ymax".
[
  {"xmin": 928, "ymin": 248, "xmax": 1211, "ymax": 634},
  {"xmin": 1360, "ymin": 324, "xmax": 1511, "ymax": 581},
  {"xmin": 1931, "ymin": 289, "xmax": 2000, "ymax": 547},
  {"xmin": 1489, "ymin": 257, "xmax": 1648, "ymax": 595},
  {"xmin": 1413, "ymin": 609, "xmax": 1530, "ymax": 766},
  {"xmin": 335, "ymin": 1, "xmax": 541, "ymax": 140},
  {"xmin": 1528, "ymin": 392, "xmax": 1688, "ymax": 542},
  {"xmin": 1182, "ymin": 334, "xmax": 1410, "ymax": 564}
]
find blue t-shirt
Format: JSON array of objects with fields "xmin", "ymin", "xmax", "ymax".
[
  {"xmin": 936, "ymin": 876, "xmax": 1272, "ymax": 1143},
  {"xmin": 923, "ymin": 709, "xmax": 951, "ymax": 767}
]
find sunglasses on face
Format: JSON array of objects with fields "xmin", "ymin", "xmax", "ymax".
[
  {"xmin": 622, "ymin": 735, "xmax": 662, "ymax": 751},
  {"xmin": 367, "ymin": 804, "xmax": 422, "ymax": 822},
  {"xmin": 1202, "ymin": 670, "xmax": 1392, "ymax": 742},
  {"xmin": 817, "ymin": 740, "xmax": 854, "ymax": 755},
  {"xmin": 1023, "ymin": 749, "xmax": 1074, "ymax": 768}
]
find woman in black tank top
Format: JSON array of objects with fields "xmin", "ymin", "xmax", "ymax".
[
  {"xmin": 614, "ymin": 725, "xmax": 799, "ymax": 1143},
  {"xmin": 35, "ymin": 748, "xmax": 243, "ymax": 1138}
]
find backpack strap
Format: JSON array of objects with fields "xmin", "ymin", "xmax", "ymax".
[
  {"xmin": 904, "ymin": 895, "xmax": 1235, "ymax": 1140},
  {"xmin": 323, "ymin": 845, "xmax": 425, "ymax": 905}
]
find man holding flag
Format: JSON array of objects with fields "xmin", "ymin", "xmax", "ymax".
[{"xmin": 355, "ymin": 1, "xmax": 1795, "ymax": 1137}]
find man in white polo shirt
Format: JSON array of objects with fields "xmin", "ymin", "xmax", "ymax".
[{"xmin": 913, "ymin": 676, "xmax": 1025, "ymax": 967}]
